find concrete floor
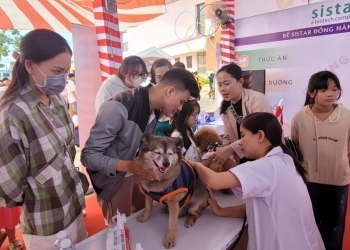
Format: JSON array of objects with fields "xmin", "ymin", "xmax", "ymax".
[{"xmin": 199, "ymin": 85, "xmax": 218, "ymax": 113}]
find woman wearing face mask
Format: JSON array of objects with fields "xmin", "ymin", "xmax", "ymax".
[
  {"xmin": 95, "ymin": 55, "xmax": 148, "ymax": 113},
  {"xmin": 150, "ymin": 58, "xmax": 174, "ymax": 136},
  {"xmin": 0, "ymin": 29, "xmax": 87, "ymax": 249},
  {"xmin": 212, "ymin": 63, "xmax": 273, "ymax": 166}
]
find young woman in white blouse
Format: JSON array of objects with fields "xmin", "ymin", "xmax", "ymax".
[{"xmin": 191, "ymin": 112, "xmax": 325, "ymax": 250}]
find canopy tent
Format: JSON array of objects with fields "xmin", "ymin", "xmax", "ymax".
[
  {"xmin": 125, "ymin": 46, "xmax": 171, "ymax": 70},
  {"xmin": 0, "ymin": 0, "xmax": 166, "ymax": 32},
  {"xmin": 0, "ymin": 0, "xmax": 236, "ymax": 78}
]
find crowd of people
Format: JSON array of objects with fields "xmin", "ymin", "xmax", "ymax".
[{"xmin": 0, "ymin": 28, "xmax": 348, "ymax": 250}]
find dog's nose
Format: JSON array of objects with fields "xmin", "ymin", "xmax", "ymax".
[{"xmin": 163, "ymin": 161, "xmax": 170, "ymax": 168}]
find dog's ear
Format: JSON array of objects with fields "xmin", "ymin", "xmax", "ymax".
[
  {"xmin": 173, "ymin": 137, "xmax": 184, "ymax": 155},
  {"xmin": 140, "ymin": 134, "xmax": 152, "ymax": 144},
  {"xmin": 169, "ymin": 137, "xmax": 183, "ymax": 154},
  {"xmin": 174, "ymin": 137, "xmax": 184, "ymax": 149},
  {"xmin": 139, "ymin": 134, "xmax": 153, "ymax": 154}
]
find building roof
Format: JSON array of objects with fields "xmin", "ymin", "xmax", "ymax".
[{"xmin": 134, "ymin": 46, "xmax": 171, "ymax": 59}]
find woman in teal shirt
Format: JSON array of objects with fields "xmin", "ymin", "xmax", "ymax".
[{"xmin": 151, "ymin": 58, "xmax": 173, "ymax": 136}]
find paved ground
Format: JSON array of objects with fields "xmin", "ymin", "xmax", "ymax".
[{"xmin": 199, "ymin": 85, "xmax": 218, "ymax": 113}]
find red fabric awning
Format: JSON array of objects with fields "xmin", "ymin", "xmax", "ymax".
[{"xmin": 0, "ymin": 0, "xmax": 166, "ymax": 32}]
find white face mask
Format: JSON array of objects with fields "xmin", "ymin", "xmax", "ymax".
[{"xmin": 131, "ymin": 77, "xmax": 144, "ymax": 87}]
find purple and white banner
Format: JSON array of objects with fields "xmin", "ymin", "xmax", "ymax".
[{"xmin": 234, "ymin": 0, "xmax": 350, "ymax": 135}]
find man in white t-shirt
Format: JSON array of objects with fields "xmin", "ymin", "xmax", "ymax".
[{"xmin": 66, "ymin": 73, "xmax": 77, "ymax": 112}]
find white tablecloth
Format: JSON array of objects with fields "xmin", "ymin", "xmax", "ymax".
[{"xmin": 76, "ymin": 191, "xmax": 244, "ymax": 250}]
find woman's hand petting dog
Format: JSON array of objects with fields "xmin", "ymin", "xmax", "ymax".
[
  {"xmin": 212, "ymin": 146, "xmax": 234, "ymax": 165},
  {"xmin": 188, "ymin": 160, "xmax": 205, "ymax": 170},
  {"xmin": 128, "ymin": 157, "xmax": 158, "ymax": 181},
  {"xmin": 188, "ymin": 160, "xmax": 196, "ymax": 169}
]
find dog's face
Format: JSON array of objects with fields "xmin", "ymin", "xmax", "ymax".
[
  {"xmin": 193, "ymin": 127, "xmax": 222, "ymax": 152},
  {"xmin": 138, "ymin": 134, "xmax": 183, "ymax": 176}
]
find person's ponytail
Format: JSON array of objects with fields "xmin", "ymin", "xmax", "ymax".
[
  {"xmin": 275, "ymin": 143, "xmax": 307, "ymax": 184},
  {"xmin": 266, "ymin": 144, "xmax": 307, "ymax": 183}
]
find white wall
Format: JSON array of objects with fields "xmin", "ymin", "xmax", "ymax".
[
  {"xmin": 171, "ymin": 51, "xmax": 198, "ymax": 72},
  {"xmin": 123, "ymin": 0, "xmax": 206, "ymax": 56}
]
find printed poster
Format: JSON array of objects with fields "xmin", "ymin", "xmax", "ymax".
[{"xmin": 234, "ymin": 0, "xmax": 350, "ymax": 134}]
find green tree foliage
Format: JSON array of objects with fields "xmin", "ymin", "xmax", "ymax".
[{"xmin": 0, "ymin": 29, "xmax": 23, "ymax": 59}]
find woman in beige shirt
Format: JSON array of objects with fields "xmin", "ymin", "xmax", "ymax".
[{"xmin": 212, "ymin": 63, "xmax": 273, "ymax": 165}]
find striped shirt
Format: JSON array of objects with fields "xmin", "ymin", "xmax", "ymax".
[{"xmin": 0, "ymin": 86, "xmax": 85, "ymax": 236}]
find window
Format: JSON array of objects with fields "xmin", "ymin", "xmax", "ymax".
[
  {"xmin": 197, "ymin": 51, "xmax": 206, "ymax": 74},
  {"xmin": 196, "ymin": 3, "xmax": 205, "ymax": 35},
  {"xmin": 123, "ymin": 42, "xmax": 129, "ymax": 52},
  {"xmin": 186, "ymin": 56, "xmax": 192, "ymax": 68},
  {"xmin": 174, "ymin": 58, "xmax": 180, "ymax": 63}
]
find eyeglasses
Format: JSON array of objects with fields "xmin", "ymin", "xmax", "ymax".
[
  {"xmin": 191, "ymin": 114, "xmax": 199, "ymax": 120},
  {"xmin": 131, "ymin": 73, "xmax": 148, "ymax": 79}
]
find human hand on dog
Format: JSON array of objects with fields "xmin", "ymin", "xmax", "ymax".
[
  {"xmin": 212, "ymin": 146, "xmax": 234, "ymax": 165},
  {"xmin": 207, "ymin": 188, "xmax": 224, "ymax": 217},
  {"xmin": 188, "ymin": 160, "xmax": 206, "ymax": 170},
  {"xmin": 128, "ymin": 158, "xmax": 158, "ymax": 181},
  {"xmin": 187, "ymin": 160, "xmax": 196, "ymax": 168}
]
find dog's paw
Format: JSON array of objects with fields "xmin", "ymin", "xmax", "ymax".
[
  {"xmin": 185, "ymin": 217, "xmax": 197, "ymax": 228},
  {"xmin": 164, "ymin": 237, "xmax": 176, "ymax": 249},
  {"xmin": 161, "ymin": 206, "xmax": 169, "ymax": 214},
  {"xmin": 137, "ymin": 213, "xmax": 150, "ymax": 223}
]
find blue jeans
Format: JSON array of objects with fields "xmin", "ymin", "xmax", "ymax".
[{"xmin": 307, "ymin": 182, "xmax": 348, "ymax": 250}]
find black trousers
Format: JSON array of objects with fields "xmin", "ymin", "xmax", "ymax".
[{"xmin": 307, "ymin": 182, "xmax": 349, "ymax": 250}]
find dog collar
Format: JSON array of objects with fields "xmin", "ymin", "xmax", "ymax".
[{"xmin": 204, "ymin": 142, "xmax": 222, "ymax": 153}]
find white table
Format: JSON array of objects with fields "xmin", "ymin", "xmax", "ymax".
[
  {"xmin": 76, "ymin": 191, "xmax": 245, "ymax": 250},
  {"xmin": 198, "ymin": 117, "xmax": 225, "ymax": 136}
]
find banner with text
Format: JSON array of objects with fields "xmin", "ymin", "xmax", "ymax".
[
  {"xmin": 72, "ymin": 24, "xmax": 102, "ymax": 149},
  {"xmin": 235, "ymin": 0, "xmax": 350, "ymax": 134}
]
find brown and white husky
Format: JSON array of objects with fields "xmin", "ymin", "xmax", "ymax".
[{"xmin": 137, "ymin": 134, "xmax": 208, "ymax": 249}]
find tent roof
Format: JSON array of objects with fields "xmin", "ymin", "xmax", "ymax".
[{"xmin": 0, "ymin": 0, "xmax": 166, "ymax": 32}]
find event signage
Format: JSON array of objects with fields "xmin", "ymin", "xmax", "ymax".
[{"xmin": 234, "ymin": 0, "xmax": 350, "ymax": 134}]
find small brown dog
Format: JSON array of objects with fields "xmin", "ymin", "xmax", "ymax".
[
  {"xmin": 194, "ymin": 126, "xmax": 236, "ymax": 194},
  {"xmin": 194, "ymin": 126, "xmax": 236, "ymax": 172},
  {"xmin": 137, "ymin": 134, "xmax": 208, "ymax": 249}
]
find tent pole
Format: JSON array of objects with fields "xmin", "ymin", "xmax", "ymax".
[
  {"xmin": 92, "ymin": 0, "xmax": 123, "ymax": 81},
  {"xmin": 220, "ymin": 0, "xmax": 237, "ymax": 65}
]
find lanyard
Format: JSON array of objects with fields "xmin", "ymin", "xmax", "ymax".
[{"xmin": 37, "ymin": 105, "xmax": 73, "ymax": 163}]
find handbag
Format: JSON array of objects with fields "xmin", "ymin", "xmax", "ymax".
[
  {"xmin": 37, "ymin": 105, "xmax": 90, "ymax": 194},
  {"xmin": 284, "ymin": 137, "xmax": 303, "ymax": 163}
]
